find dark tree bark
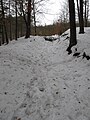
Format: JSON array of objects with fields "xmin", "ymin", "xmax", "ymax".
[
  {"xmin": 0, "ymin": 39, "xmax": 1, "ymax": 46},
  {"xmin": 9, "ymin": 0, "xmax": 12, "ymax": 41},
  {"xmin": 79, "ymin": 0, "xmax": 84, "ymax": 33},
  {"xmin": 1, "ymin": 0, "xmax": 9, "ymax": 44},
  {"xmin": 0, "ymin": 25, "xmax": 1, "ymax": 45},
  {"xmin": 19, "ymin": 1, "xmax": 23, "ymax": 37},
  {"xmin": 67, "ymin": 0, "xmax": 77, "ymax": 53},
  {"xmin": 84, "ymin": 0, "xmax": 87, "ymax": 26},
  {"xmin": 25, "ymin": 0, "xmax": 31, "ymax": 38},
  {"xmin": 0, "ymin": 11, "xmax": 2, "ymax": 45},
  {"xmin": 0, "ymin": 25, "xmax": 4, "ymax": 45},
  {"xmin": 20, "ymin": 15, "xmax": 23, "ymax": 37},
  {"xmin": 2, "ymin": 25, "xmax": 4, "ymax": 44},
  {"xmin": 15, "ymin": 0, "xmax": 18, "ymax": 40}
]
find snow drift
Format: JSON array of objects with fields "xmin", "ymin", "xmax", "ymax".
[{"xmin": 0, "ymin": 28, "xmax": 90, "ymax": 120}]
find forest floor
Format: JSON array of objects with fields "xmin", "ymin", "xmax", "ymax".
[{"xmin": 0, "ymin": 28, "xmax": 90, "ymax": 120}]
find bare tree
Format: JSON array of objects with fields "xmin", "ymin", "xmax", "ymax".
[{"xmin": 60, "ymin": 0, "xmax": 69, "ymax": 23}]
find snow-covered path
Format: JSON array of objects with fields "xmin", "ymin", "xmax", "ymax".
[{"xmin": 0, "ymin": 28, "xmax": 90, "ymax": 120}]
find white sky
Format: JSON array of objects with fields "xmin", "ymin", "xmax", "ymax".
[
  {"xmin": 38, "ymin": 0, "xmax": 65, "ymax": 25},
  {"xmin": 38, "ymin": 0, "xmax": 90, "ymax": 25}
]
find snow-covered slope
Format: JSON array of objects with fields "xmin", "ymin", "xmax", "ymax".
[{"xmin": 0, "ymin": 28, "xmax": 90, "ymax": 120}]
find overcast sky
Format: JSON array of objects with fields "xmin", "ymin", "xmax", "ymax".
[
  {"xmin": 37, "ymin": 0, "xmax": 90, "ymax": 26},
  {"xmin": 38, "ymin": 0, "xmax": 65, "ymax": 25}
]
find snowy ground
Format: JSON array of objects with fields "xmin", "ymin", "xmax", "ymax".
[{"xmin": 0, "ymin": 28, "xmax": 90, "ymax": 120}]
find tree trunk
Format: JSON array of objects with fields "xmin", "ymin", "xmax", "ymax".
[
  {"xmin": 0, "ymin": 38, "xmax": 1, "ymax": 46},
  {"xmin": 76, "ymin": 0, "xmax": 80, "ymax": 25},
  {"xmin": 1, "ymin": 0, "xmax": 9, "ymax": 44},
  {"xmin": 9, "ymin": 0, "xmax": 12, "ymax": 41},
  {"xmin": 0, "ymin": 26, "xmax": 1, "ymax": 45},
  {"xmin": 33, "ymin": 0, "xmax": 37, "ymax": 35},
  {"xmin": 25, "ymin": 0, "xmax": 31, "ymax": 38},
  {"xmin": 2, "ymin": 25, "xmax": 4, "ymax": 44},
  {"xmin": 15, "ymin": 0, "xmax": 18, "ymax": 40},
  {"xmin": 84, "ymin": 0, "xmax": 89, "ymax": 27},
  {"xmin": 20, "ymin": 15, "xmax": 23, "ymax": 37},
  {"xmin": 67, "ymin": 0, "xmax": 77, "ymax": 53},
  {"xmin": 79, "ymin": 0, "xmax": 84, "ymax": 33}
]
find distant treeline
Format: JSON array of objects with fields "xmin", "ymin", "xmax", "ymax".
[
  {"xmin": 0, "ymin": 16, "xmax": 70, "ymax": 39},
  {"xmin": 0, "ymin": 16, "xmax": 90, "ymax": 43}
]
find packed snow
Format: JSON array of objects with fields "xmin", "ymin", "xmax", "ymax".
[{"xmin": 0, "ymin": 28, "xmax": 90, "ymax": 120}]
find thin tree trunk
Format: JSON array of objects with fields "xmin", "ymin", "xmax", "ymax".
[
  {"xmin": 33, "ymin": 0, "xmax": 37, "ymax": 35},
  {"xmin": 84, "ymin": 0, "xmax": 89, "ymax": 27},
  {"xmin": 0, "ymin": 18, "xmax": 3, "ymax": 45},
  {"xmin": 19, "ymin": 1, "xmax": 23, "ymax": 37},
  {"xmin": 15, "ymin": 0, "xmax": 18, "ymax": 40},
  {"xmin": 84, "ymin": 0, "xmax": 87, "ymax": 27},
  {"xmin": 9, "ymin": 0, "xmax": 12, "ymax": 40},
  {"xmin": 0, "ymin": 26, "xmax": 1, "ymax": 45},
  {"xmin": 76, "ymin": 0, "xmax": 80, "ymax": 25},
  {"xmin": 0, "ymin": 38, "xmax": 1, "ymax": 46},
  {"xmin": 20, "ymin": 15, "xmax": 23, "ymax": 37},
  {"xmin": 2, "ymin": 25, "xmax": 4, "ymax": 44}
]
